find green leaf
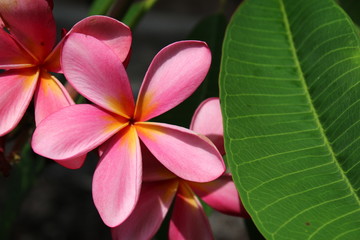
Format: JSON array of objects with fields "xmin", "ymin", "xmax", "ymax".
[
  {"xmin": 220, "ymin": 0, "xmax": 360, "ymax": 239},
  {"xmin": 155, "ymin": 14, "xmax": 227, "ymax": 127}
]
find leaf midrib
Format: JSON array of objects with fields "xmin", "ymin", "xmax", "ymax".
[{"xmin": 279, "ymin": 0, "xmax": 360, "ymax": 205}]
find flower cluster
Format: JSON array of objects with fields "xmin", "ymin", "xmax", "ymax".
[{"xmin": 0, "ymin": 0, "xmax": 249, "ymax": 238}]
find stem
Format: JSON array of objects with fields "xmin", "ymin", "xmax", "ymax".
[
  {"xmin": 122, "ymin": 0, "xmax": 158, "ymax": 29},
  {"xmin": 107, "ymin": 0, "xmax": 134, "ymax": 20}
]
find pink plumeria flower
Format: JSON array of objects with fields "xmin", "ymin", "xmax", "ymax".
[
  {"xmin": 32, "ymin": 34, "xmax": 225, "ymax": 226},
  {"xmin": 112, "ymin": 98, "xmax": 249, "ymax": 240},
  {"xmin": 0, "ymin": 0, "xmax": 131, "ymax": 140}
]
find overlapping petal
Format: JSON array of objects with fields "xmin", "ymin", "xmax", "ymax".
[
  {"xmin": 135, "ymin": 122, "xmax": 225, "ymax": 182},
  {"xmin": 0, "ymin": 0, "xmax": 56, "ymax": 61},
  {"xmin": 142, "ymin": 143, "xmax": 176, "ymax": 181},
  {"xmin": 42, "ymin": 40, "xmax": 62, "ymax": 73},
  {"xmin": 134, "ymin": 41, "xmax": 211, "ymax": 121},
  {"xmin": 169, "ymin": 183, "xmax": 213, "ymax": 240},
  {"xmin": 61, "ymin": 33, "xmax": 134, "ymax": 118},
  {"xmin": 44, "ymin": 15, "xmax": 132, "ymax": 73},
  {"xmin": 0, "ymin": 29, "xmax": 35, "ymax": 69},
  {"xmin": 188, "ymin": 174, "xmax": 246, "ymax": 217},
  {"xmin": 32, "ymin": 104, "xmax": 127, "ymax": 160},
  {"xmin": 93, "ymin": 126, "xmax": 141, "ymax": 227},
  {"xmin": 111, "ymin": 180, "xmax": 178, "ymax": 240},
  {"xmin": 34, "ymin": 71, "xmax": 74, "ymax": 125},
  {"xmin": 53, "ymin": 155, "xmax": 87, "ymax": 170},
  {"xmin": 70, "ymin": 15, "xmax": 131, "ymax": 63},
  {"xmin": 0, "ymin": 68, "xmax": 38, "ymax": 136},
  {"xmin": 190, "ymin": 97, "xmax": 225, "ymax": 155}
]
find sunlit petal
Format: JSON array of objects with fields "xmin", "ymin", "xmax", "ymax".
[
  {"xmin": 61, "ymin": 33, "xmax": 134, "ymax": 118},
  {"xmin": 32, "ymin": 104, "xmax": 127, "ymax": 160},
  {"xmin": 44, "ymin": 15, "xmax": 132, "ymax": 73},
  {"xmin": 69, "ymin": 15, "xmax": 131, "ymax": 63},
  {"xmin": 134, "ymin": 41, "xmax": 211, "ymax": 121},
  {"xmin": 0, "ymin": 68, "xmax": 38, "ymax": 136},
  {"xmin": 93, "ymin": 126, "xmax": 141, "ymax": 227},
  {"xmin": 34, "ymin": 71, "xmax": 74, "ymax": 125},
  {"xmin": 136, "ymin": 122, "xmax": 225, "ymax": 182}
]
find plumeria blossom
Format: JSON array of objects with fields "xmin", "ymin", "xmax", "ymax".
[
  {"xmin": 0, "ymin": 0, "xmax": 131, "ymax": 142},
  {"xmin": 32, "ymin": 35, "xmax": 225, "ymax": 227},
  {"xmin": 112, "ymin": 98, "xmax": 249, "ymax": 240}
]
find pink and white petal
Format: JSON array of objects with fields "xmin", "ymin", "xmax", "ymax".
[
  {"xmin": 169, "ymin": 182, "xmax": 213, "ymax": 240},
  {"xmin": 135, "ymin": 122, "xmax": 225, "ymax": 182},
  {"xmin": 69, "ymin": 15, "xmax": 131, "ymax": 63},
  {"xmin": 93, "ymin": 126, "xmax": 141, "ymax": 227},
  {"xmin": 134, "ymin": 41, "xmax": 211, "ymax": 122},
  {"xmin": 0, "ymin": 30, "xmax": 35, "ymax": 69},
  {"xmin": 34, "ymin": 71, "xmax": 74, "ymax": 125},
  {"xmin": 188, "ymin": 174, "xmax": 249, "ymax": 217},
  {"xmin": 32, "ymin": 104, "xmax": 127, "ymax": 160},
  {"xmin": 190, "ymin": 97, "xmax": 225, "ymax": 155},
  {"xmin": 0, "ymin": 68, "xmax": 39, "ymax": 136},
  {"xmin": 0, "ymin": 0, "xmax": 56, "ymax": 61},
  {"xmin": 112, "ymin": 180, "xmax": 178, "ymax": 240},
  {"xmin": 141, "ymin": 143, "xmax": 176, "ymax": 182},
  {"xmin": 61, "ymin": 33, "xmax": 134, "ymax": 118}
]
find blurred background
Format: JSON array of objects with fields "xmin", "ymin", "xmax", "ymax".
[{"xmin": 0, "ymin": 0, "xmax": 250, "ymax": 239}]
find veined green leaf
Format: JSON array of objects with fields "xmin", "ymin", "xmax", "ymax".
[{"xmin": 220, "ymin": 0, "xmax": 360, "ymax": 239}]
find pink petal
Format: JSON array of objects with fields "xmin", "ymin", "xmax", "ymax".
[
  {"xmin": 135, "ymin": 122, "xmax": 225, "ymax": 182},
  {"xmin": 190, "ymin": 97, "xmax": 225, "ymax": 155},
  {"xmin": 134, "ymin": 41, "xmax": 211, "ymax": 121},
  {"xmin": 0, "ymin": 29, "xmax": 35, "ymax": 69},
  {"xmin": 0, "ymin": 68, "xmax": 38, "ymax": 136},
  {"xmin": 61, "ymin": 33, "xmax": 134, "ymax": 118},
  {"xmin": 169, "ymin": 182, "xmax": 213, "ymax": 240},
  {"xmin": 42, "ymin": 41, "xmax": 62, "ymax": 73},
  {"xmin": 0, "ymin": 0, "xmax": 56, "ymax": 61},
  {"xmin": 111, "ymin": 180, "xmax": 178, "ymax": 240},
  {"xmin": 188, "ymin": 174, "xmax": 249, "ymax": 217},
  {"xmin": 53, "ymin": 155, "xmax": 87, "ymax": 170},
  {"xmin": 34, "ymin": 71, "xmax": 74, "ymax": 125},
  {"xmin": 93, "ymin": 126, "xmax": 141, "ymax": 227},
  {"xmin": 44, "ymin": 15, "xmax": 132, "ymax": 73},
  {"xmin": 0, "ymin": 16, "xmax": 4, "ymax": 27},
  {"xmin": 32, "ymin": 104, "xmax": 127, "ymax": 160},
  {"xmin": 141, "ymin": 143, "xmax": 177, "ymax": 182},
  {"xmin": 69, "ymin": 15, "xmax": 131, "ymax": 63}
]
